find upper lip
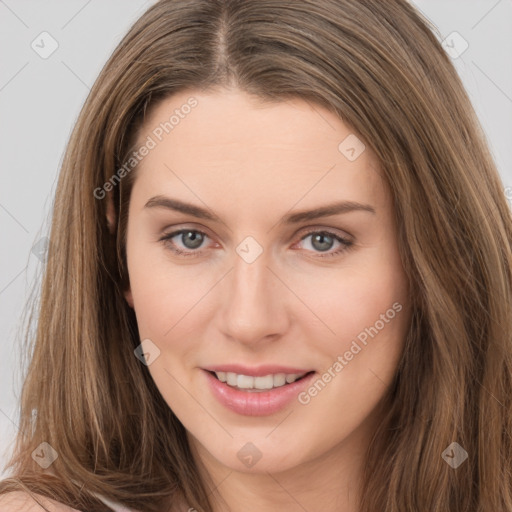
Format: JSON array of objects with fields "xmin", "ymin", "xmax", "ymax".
[{"xmin": 202, "ymin": 364, "xmax": 314, "ymax": 377}]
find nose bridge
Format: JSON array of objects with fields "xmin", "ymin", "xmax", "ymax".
[{"xmin": 220, "ymin": 239, "xmax": 285, "ymax": 343}]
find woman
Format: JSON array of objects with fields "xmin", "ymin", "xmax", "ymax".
[{"xmin": 1, "ymin": 0, "xmax": 511, "ymax": 511}]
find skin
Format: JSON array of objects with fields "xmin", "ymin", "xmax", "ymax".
[
  {"xmin": 122, "ymin": 87, "xmax": 411, "ymax": 512},
  {"xmin": 0, "ymin": 492, "xmax": 81, "ymax": 512}
]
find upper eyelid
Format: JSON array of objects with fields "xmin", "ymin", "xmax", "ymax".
[{"xmin": 161, "ymin": 222, "xmax": 352, "ymax": 237}]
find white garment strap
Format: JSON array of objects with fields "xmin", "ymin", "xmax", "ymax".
[
  {"xmin": 93, "ymin": 492, "xmax": 138, "ymax": 512},
  {"xmin": 68, "ymin": 479, "xmax": 138, "ymax": 512}
]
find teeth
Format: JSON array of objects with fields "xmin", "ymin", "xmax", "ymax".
[
  {"xmin": 214, "ymin": 371, "xmax": 307, "ymax": 390},
  {"xmin": 226, "ymin": 372, "xmax": 237, "ymax": 386},
  {"xmin": 216, "ymin": 371, "xmax": 227, "ymax": 382}
]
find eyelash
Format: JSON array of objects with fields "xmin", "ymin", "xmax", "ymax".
[{"xmin": 158, "ymin": 228, "xmax": 353, "ymax": 259}]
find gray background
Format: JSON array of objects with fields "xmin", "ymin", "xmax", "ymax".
[{"xmin": 1, "ymin": 0, "xmax": 511, "ymax": 477}]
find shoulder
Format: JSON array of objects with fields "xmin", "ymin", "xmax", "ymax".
[{"xmin": 0, "ymin": 491, "xmax": 82, "ymax": 511}]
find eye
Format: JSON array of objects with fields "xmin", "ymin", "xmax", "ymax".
[
  {"xmin": 158, "ymin": 227, "xmax": 354, "ymax": 259},
  {"xmin": 159, "ymin": 229, "xmax": 211, "ymax": 257},
  {"xmin": 295, "ymin": 229, "xmax": 353, "ymax": 258}
]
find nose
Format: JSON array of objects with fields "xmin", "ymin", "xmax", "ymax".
[{"xmin": 217, "ymin": 245, "xmax": 290, "ymax": 347}]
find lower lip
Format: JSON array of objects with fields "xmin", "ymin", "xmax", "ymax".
[{"xmin": 203, "ymin": 370, "xmax": 316, "ymax": 416}]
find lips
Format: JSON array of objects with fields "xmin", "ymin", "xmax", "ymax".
[{"xmin": 203, "ymin": 367, "xmax": 317, "ymax": 416}]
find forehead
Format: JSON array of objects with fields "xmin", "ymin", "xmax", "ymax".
[{"xmin": 130, "ymin": 88, "xmax": 387, "ymax": 215}]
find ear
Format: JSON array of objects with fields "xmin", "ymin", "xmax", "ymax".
[
  {"xmin": 124, "ymin": 288, "xmax": 134, "ymax": 308},
  {"xmin": 106, "ymin": 191, "xmax": 134, "ymax": 308}
]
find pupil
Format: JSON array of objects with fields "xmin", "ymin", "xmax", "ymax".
[
  {"xmin": 183, "ymin": 231, "xmax": 203, "ymax": 249},
  {"xmin": 312, "ymin": 233, "xmax": 333, "ymax": 252}
]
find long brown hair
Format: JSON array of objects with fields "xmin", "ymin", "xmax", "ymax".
[{"xmin": 1, "ymin": 0, "xmax": 511, "ymax": 510}]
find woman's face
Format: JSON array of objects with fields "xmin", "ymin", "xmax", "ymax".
[{"xmin": 123, "ymin": 87, "xmax": 410, "ymax": 476}]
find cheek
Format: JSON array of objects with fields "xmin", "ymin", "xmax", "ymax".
[
  {"xmin": 299, "ymin": 259, "xmax": 407, "ymax": 350},
  {"xmin": 129, "ymin": 271, "xmax": 201, "ymax": 344},
  {"xmin": 125, "ymin": 234, "xmax": 189, "ymax": 339},
  {"xmin": 294, "ymin": 269, "xmax": 408, "ymax": 433},
  {"xmin": 298, "ymin": 254, "xmax": 409, "ymax": 406}
]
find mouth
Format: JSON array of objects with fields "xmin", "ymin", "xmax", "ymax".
[
  {"xmin": 206, "ymin": 370, "xmax": 315, "ymax": 392},
  {"xmin": 203, "ymin": 368, "xmax": 317, "ymax": 416}
]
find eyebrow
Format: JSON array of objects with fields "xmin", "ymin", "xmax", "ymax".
[{"xmin": 144, "ymin": 195, "xmax": 376, "ymax": 224}]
